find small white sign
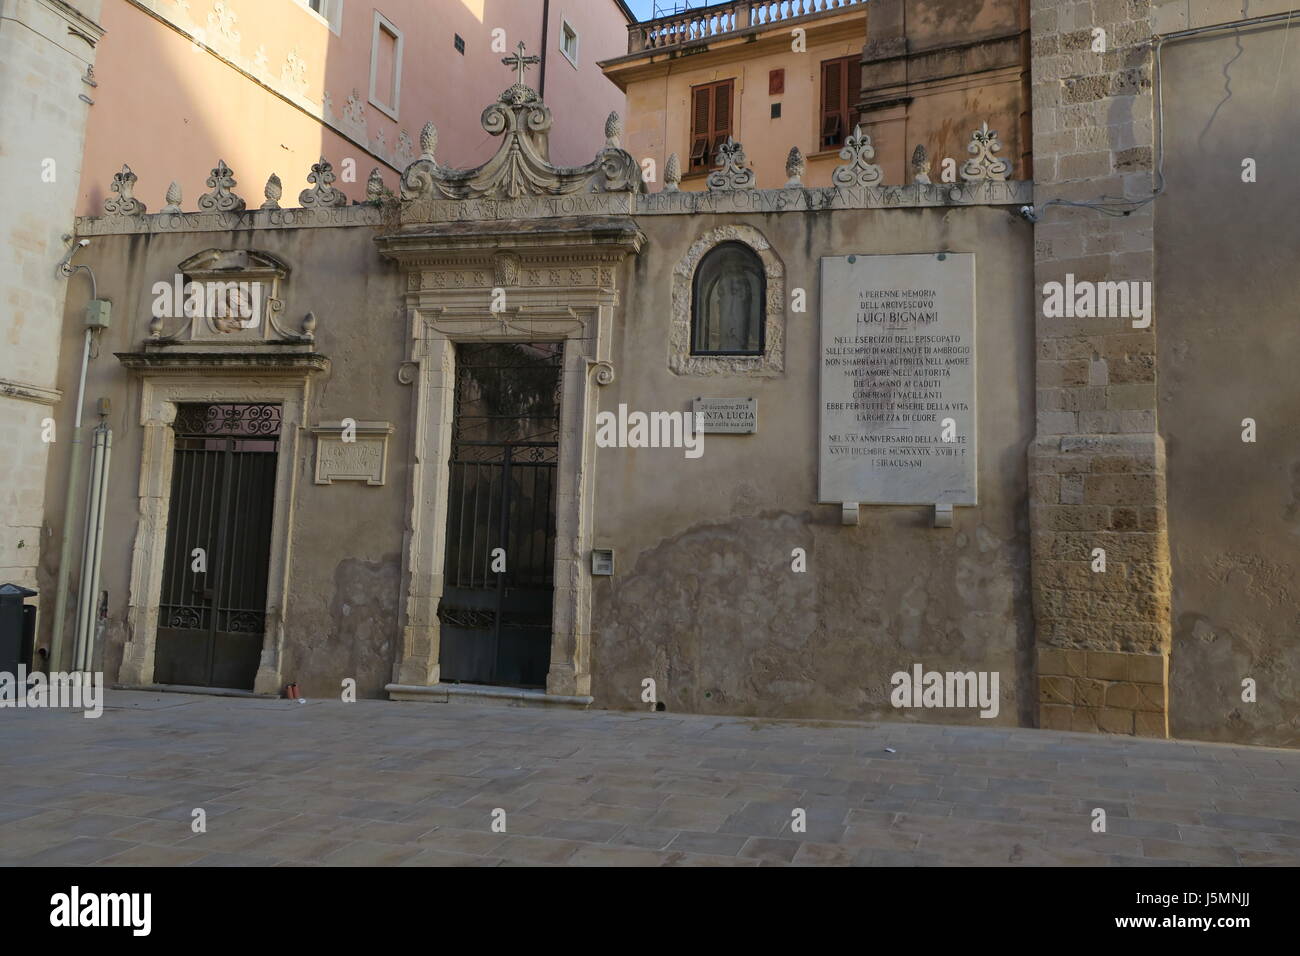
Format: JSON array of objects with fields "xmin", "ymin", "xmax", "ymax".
[{"xmin": 692, "ymin": 397, "xmax": 757, "ymax": 434}]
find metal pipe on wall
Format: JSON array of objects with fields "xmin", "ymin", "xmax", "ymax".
[
  {"xmin": 539, "ymin": 0, "xmax": 550, "ymax": 99},
  {"xmin": 48, "ymin": 327, "xmax": 94, "ymax": 674},
  {"xmin": 73, "ymin": 420, "xmax": 111, "ymax": 673},
  {"xmin": 84, "ymin": 425, "xmax": 111, "ymax": 672}
]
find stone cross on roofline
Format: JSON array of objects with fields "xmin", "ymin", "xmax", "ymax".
[{"xmin": 502, "ymin": 41, "xmax": 541, "ymax": 87}]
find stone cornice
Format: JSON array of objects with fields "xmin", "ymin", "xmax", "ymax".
[
  {"xmin": 861, "ymin": 30, "xmax": 1023, "ymax": 68},
  {"xmin": 75, "ymin": 203, "xmax": 387, "ymax": 235},
  {"xmin": 0, "ymin": 377, "xmax": 63, "ymax": 407},
  {"xmin": 28, "ymin": 0, "xmax": 106, "ymax": 46},
  {"xmin": 636, "ymin": 180, "xmax": 1031, "ymax": 213},
  {"xmin": 115, "ymin": 349, "xmax": 331, "ymax": 375},
  {"xmin": 76, "ymin": 182, "xmax": 1031, "ymax": 236},
  {"xmin": 377, "ymin": 216, "xmax": 647, "ymax": 264}
]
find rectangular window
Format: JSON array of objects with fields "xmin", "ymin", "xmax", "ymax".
[
  {"xmin": 296, "ymin": 0, "xmax": 343, "ymax": 34},
  {"xmin": 368, "ymin": 12, "xmax": 403, "ymax": 120},
  {"xmin": 560, "ymin": 20, "xmax": 579, "ymax": 67},
  {"xmin": 820, "ymin": 55, "xmax": 861, "ymax": 150},
  {"xmin": 689, "ymin": 79, "xmax": 735, "ymax": 173}
]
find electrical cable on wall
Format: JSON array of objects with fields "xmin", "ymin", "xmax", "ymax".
[{"xmin": 1030, "ymin": 8, "xmax": 1296, "ymax": 222}]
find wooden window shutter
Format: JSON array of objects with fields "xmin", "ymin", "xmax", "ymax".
[
  {"xmin": 712, "ymin": 81, "xmax": 733, "ymax": 161},
  {"xmin": 690, "ymin": 85, "xmax": 712, "ymax": 170},
  {"xmin": 821, "ymin": 60, "xmax": 842, "ymax": 148},
  {"xmin": 846, "ymin": 58, "xmax": 861, "ymax": 130}
]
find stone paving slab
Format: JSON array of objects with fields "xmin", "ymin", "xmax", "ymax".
[{"xmin": 0, "ymin": 690, "xmax": 1297, "ymax": 867}]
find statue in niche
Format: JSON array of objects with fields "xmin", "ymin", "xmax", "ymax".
[{"xmin": 691, "ymin": 241, "xmax": 764, "ymax": 354}]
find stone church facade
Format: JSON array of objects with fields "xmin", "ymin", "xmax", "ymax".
[{"xmin": 40, "ymin": 0, "xmax": 1300, "ymax": 749}]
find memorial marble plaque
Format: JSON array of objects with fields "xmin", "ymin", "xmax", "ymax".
[
  {"xmin": 818, "ymin": 253, "xmax": 977, "ymax": 506},
  {"xmin": 311, "ymin": 421, "xmax": 394, "ymax": 486},
  {"xmin": 692, "ymin": 397, "xmax": 757, "ymax": 434}
]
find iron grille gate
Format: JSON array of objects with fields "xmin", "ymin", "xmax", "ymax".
[
  {"xmin": 154, "ymin": 403, "xmax": 280, "ymax": 690},
  {"xmin": 438, "ymin": 342, "xmax": 562, "ymax": 688}
]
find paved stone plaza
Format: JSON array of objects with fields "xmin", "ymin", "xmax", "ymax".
[{"xmin": 0, "ymin": 691, "xmax": 1296, "ymax": 866}]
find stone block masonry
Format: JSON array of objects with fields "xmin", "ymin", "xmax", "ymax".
[
  {"xmin": 0, "ymin": 0, "xmax": 102, "ymax": 591},
  {"xmin": 1029, "ymin": 0, "xmax": 1170, "ymax": 737}
]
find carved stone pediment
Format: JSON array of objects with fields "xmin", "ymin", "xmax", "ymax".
[
  {"xmin": 399, "ymin": 43, "xmax": 643, "ymax": 215},
  {"xmin": 178, "ymin": 247, "xmax": 288, "ymax": 279},
  {"xmin": 147, "ymin": 248, "xmax": 313, "ymax": 345}
]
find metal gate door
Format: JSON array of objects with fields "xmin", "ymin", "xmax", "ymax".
[
  {"xmin": 438, "ymin": 343, "xmax": 562, "ymax": 688},
  {"xmin": 154, "ymin": 403, "xmax": 280, "ymax": 690}
]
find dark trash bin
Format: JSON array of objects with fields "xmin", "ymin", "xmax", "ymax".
[{"xmin": 0, "ymin": 583, "xmax": 38, "ymax": 676}]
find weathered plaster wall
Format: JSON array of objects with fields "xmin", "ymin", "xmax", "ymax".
[
  {"xmin": 590, "ymin": 206, "xmax": 1036, "ymax": 725},
  {"xmin": 41, "ymin": 222, "xmax": 409, "ymax": 698},
  {"xmin": 1156, "ymin": 21, "xmax": 1300, "ymax": 746},
  {"xmin": 860, "ymin": 0, "xmax": 1028, "ymax": 182}
]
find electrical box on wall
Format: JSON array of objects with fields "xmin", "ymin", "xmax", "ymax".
[
  {"xmin": 591, "ymin": 549, "xmax": 614, "ymax": 576},
  {"xmin": 85, "ymin": 299, "xmax": 111, "ymax": 329}
]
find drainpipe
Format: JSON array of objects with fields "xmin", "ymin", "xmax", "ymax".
[
  {"xmin": 49, "ymin": 239, "xmax": 98, "ymax": 674},
  {"xmin": 1018, "ymin": 0, "xmax": 1033, "ymax": 180},
  {"xmin": 539, "ymin": 0, "xmax": 550, "ymax": 99},
  {"xmin": 73, "ymin": 410, "xmax": 111, "ymax": 673}
]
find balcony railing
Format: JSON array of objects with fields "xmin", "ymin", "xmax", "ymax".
[{"xmin": 628, "ymin": 0, "xmax": 867, "ymax": 53}]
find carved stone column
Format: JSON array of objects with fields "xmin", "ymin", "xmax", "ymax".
[{"xmin": 118, "ymin": 415, "xmax": 176, "ymax": 687}]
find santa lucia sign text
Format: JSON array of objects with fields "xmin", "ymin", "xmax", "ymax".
[{"xmin": 819, "ymin": 253, "xmax": 977, "ymax": 507}]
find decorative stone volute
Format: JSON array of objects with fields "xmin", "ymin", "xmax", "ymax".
[
  {"xmin": 198, "ymin": 159, "xmax": 246, "ymax": 213},
  {"xmin": 299, "ymin": 156, "xmax": 348, "ymax": 208},
  {"xmin": 104, "ymin": 165, "xmax": 147, "ymax": 216},
  {"xmin": 831, "ymin": 126, "xmax": 883, "ymax": 188},
  {"xmin": 707, "ymin": 137, "xmax": 754, "ymax": 191},
  {"xmin": 398, "ymin": 42, "xmax": 643, "ymax": 204},
  {"xmin": 961, "ymin": 122, "xmax": 1011, "ymax": 182}
]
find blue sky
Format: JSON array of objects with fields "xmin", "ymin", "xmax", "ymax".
[{"xmin": 623, "ymin": 0, "xmax": 710, "ymax": 22}]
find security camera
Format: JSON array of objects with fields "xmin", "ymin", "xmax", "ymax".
[
  {"xmin": 1017, "ymin": 205, "xmax": 1039, "ymax": 223},
  {"xmin": 77, "ymin": 239, "xmax": 90, "ymax": 247}
]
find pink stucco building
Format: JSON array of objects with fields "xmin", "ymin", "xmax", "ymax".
[{"xmin": 77, "ymin": 0, "xmax": 634, "ymax": 214}]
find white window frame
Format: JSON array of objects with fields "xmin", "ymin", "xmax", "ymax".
[
  {"xmin": 559, "ymin": 18, "xmax": 579, "ymax": 68},
  {"xmin": 296, "ymin": 0, "xmax": 343, "ymax": 36},
  {"xmin": 368, "ymin": 11, "xmax": 403, "ymax": 120}
]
